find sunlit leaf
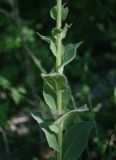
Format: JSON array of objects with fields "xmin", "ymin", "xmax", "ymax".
[
  {"xmin": 31, "ymin": 112, "xmax": 44, "ymax": 124},
  {"xmin": 31, "ymin": 112, "xmax": 60, "ymax": 152}
]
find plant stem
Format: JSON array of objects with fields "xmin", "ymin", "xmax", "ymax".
[
  {"xmin": 56, "ymin": 0, "xmax": 63, "ymax": 160},
  {"xmin": 56, "ymin": 0, "xmax": 62, "ymax": 69},
  {"xmin": 57, "ymin": 123, "xmax": 63, "ymax": 160},
  {"xmin": 56, "ymin": 90, "xmax": 62, "ymax": 160}
]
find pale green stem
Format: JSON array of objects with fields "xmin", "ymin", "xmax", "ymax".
[
  {"xmin": 57, "ymin": 123, "xmax": 63, "ymax": 160},
  {"xmin": 56, "ymin": 0, "xmax": 62, "ymax": 69},
  {"xmin": 56, "ymin": 0, "xmax": 63, "ymax": 160}
]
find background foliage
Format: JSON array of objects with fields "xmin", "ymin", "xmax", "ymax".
[{"xmin": 0, "ymin": 0, "xmax": 116, "ymax": 160}]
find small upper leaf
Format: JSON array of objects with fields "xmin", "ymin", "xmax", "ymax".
[
  {"xmin": 61, "ymin": 23, "xmax": 72, "ymax": 39},
  {"xmin": 62, "ymin": 4, "xmax": 69, "ymax": 21},
  {"xmin": 62, "ymin": 86, "xmax": 71, "ymax": 110},
  {"xmin": 37, "ymin": 33, "xmax": 56, "ymax": 57},
  {"xmin": 50, "ymin": 4, "xmax": 69, "ymax": 21},
  {"xmin": 63, "ymin": 122, "xmax": 93, "ymax": 160},
  {"xmin": 59, "ymin": 42, "xmax": 83, "ymax": 73},
  {"xmin": 50, "ymin": 6, "xmax": 57, "ymax": 20}
]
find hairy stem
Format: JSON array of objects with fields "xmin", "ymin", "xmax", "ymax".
[
  {"xmin": 56, "ymin": 0, "xmax": 62, "ymax": 69},
  {"xmin": 56, "ymin": 0, "xmax": 63, "ymax": 160},
  {"xmin": 57, "ymin": 124, "xmax": 63, "ymax": 160}
]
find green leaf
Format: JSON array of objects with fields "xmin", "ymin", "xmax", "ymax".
[
  {"xmin": 62, "ymin": 23, "xmax": 72, "ymax": 39},
  {"xmin": 52, "ymin": 27, "xmax": 63, "ymax": 39},
  {"xmin": 43, "ymin": 82, "xmax": 71, "ymax": 112},
  {"xmin": 42, "ymin": 128, "xmax": 60, "ymax": 152},
  {"xmin": 58, "ymin": 105, "xmax": 89, "ymax": 123},
  {"xmin": 52, "ymin": 24, "xmax": 71, "ymax": 40},
  {"xmin": 42, "ymin": 73, "xmax": 68, "ymax": 112},
  {"xmin": 63, "ymin": 122, "xmax": 93, "ymax": 160},
  {"xmin": 31, "ymin": 112, "xmax": 44, "ymax": 124},
  {"xmin": 62, "ymin": 4, "xmax": 69, "ymax": 21},
  {"xmin": 50, "ymin": 6, "xmax": 57, "ymax": 20},
  {"xmin": 43, "ymin": 81, "xmax": 57, "ymax": 111},
  {"xmin": 55, "ymin": 105, "xmax": 89, "ymax": 130},
  {"xmin": 31, "ymin": 112, "xmax": 60, "ymax": 152},
  {"xmin": 37, "ymin": 33, "xmax": 56, "ymax": 56},
  {"xmin": 59, "ymin": 42, "xmax": 83, "ymax": 73},
  {"xmin": 50, "ymin": 4, "xmax": 69, "ymax": 21},
  {"xmin": 62, "ymin": 86, "xmax": 71, "ymax": 110},
  {"xmin": 42, "ymin": 73, "xmax": 68, "ymax": 91}
]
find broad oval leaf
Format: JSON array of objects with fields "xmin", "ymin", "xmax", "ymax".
[{"xmin": 63, "ymin": 122, "xmax": 93, "ymax": 160}]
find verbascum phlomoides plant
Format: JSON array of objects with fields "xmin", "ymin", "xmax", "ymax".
[{"xmin": 32, "ymin": 0, "xmax": 93, "ymax": 160}]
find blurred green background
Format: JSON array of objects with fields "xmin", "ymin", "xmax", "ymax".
[{"xmin": 0, "ymin": 0, "xmax": 116, "ymax": 160}]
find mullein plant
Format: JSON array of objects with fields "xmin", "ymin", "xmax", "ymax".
[{"xmin": 32, "ymin": 0, "xmax": 93, "ymax": 160}]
